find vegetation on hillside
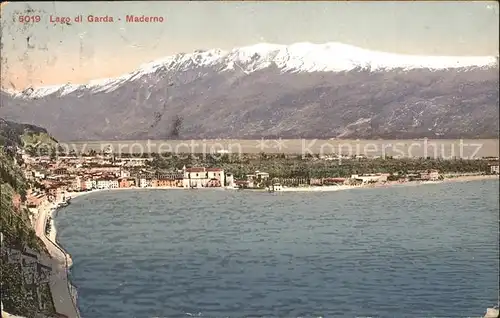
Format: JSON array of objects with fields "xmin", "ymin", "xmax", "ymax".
[
  {"xmin": 0, "ymin": 117, "xmax": 58, "ymax": 155},
  {"xmin": 0, "ymin": 261, "xmax": 56, "ymax": 317},
  {"xmin": 0, "ymin": 149, "xmax": 43, "ymax": 251},
  {"xmin": 1, "ymin": 124, "xmax": 55, "ymax": 316}
]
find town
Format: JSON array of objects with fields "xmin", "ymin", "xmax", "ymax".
[{"xmin": 13, "ymin": 146, "xmax": 499, "ymax": 208}]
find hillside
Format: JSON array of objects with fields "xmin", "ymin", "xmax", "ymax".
[
  {"xmin": 0, "ymin": 118, "xmax": 57, "ymax": 148},
  {"xmin": 0, "ymin": 143, "xmax": 56, "ymax": 317},
  {"xmin": 0, "ymin": 42, "xmax": 498, "ymax": 140}
]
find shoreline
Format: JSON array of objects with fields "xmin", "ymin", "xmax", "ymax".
[
  {"xmin": 34, "ymin": 200, "xmax": 80, "ymax": 318},
  {"xmin": 275, "ymin": 174, "xmax": 498, "ymax": 192},
  {"xmin": 66, "ymin": 186, "xmax": 187, "ymax": 200},
  {"xmin": 440, "ymin": 174, "xmax": 499, "ymax": 183},
  {"xmin": 62, "ymin": 175, "xmax": 499, "ymax": 198}
]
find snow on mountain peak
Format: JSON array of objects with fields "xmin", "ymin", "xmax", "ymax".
[{"xmin": 4, "ymin": 42, "xmax": 497, "ymax": 99}]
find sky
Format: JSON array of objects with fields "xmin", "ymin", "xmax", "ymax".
[{"xmin": 0, "ymin": 1, "xmax": 498, "ymax": 90}]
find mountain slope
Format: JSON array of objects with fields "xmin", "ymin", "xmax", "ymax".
[
  {"xmin": 0, "ymin": 42, "xmax": 498, "ymax": 140},
  {"xmin": 0, "ymin": 118, "xmax": 57, "ymax": 148},
  {"xmin": 0, "ymin": 144, "xmax": 56, "ymax": 317}
]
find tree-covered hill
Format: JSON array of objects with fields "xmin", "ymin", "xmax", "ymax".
[
  {"xmin": 1, "ymin": 135, "xmax": 56, "ymax": 317},
  {"xmin": 0, "ymin": 117, "xmax": 57, "ymax": 149}
]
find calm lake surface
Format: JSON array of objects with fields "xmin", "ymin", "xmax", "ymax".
[{"xmin": 56, "ymin": 180, "xmax": 499, "ymax": 318}]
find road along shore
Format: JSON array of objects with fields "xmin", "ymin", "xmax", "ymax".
[{"xmin": 35, "ymin": 200, "xmax": 80, "ymax": 318}]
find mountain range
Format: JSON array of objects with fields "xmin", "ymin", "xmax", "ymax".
[{"xmin": 0, "ymin": 42, "xmax": 498, "ymax": 140}]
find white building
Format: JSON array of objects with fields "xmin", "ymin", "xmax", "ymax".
[
  {"xmin": 73, "ymin": 176, "xmax": 82, "ymax": 191},
  {"xmin": 245, "ymin": 171, "xmax": 270, "ymax": 187},
  {"xmin": 109, "ymin": 180, "xmax": 119, "ymax": 188},
  {"xmin": 96, "ymin": 179, "xmax": 116, "ymax": 189},
  {"xmin": 420, "ymin": 170, "xmax": 440, "ymax": 180},
  {"xmin": 491, "ymin": 165, "xmax": 499, "ymax": 174},
  {"xmin": 84, "ymin": 180, "xmax": 92, "ymax": 190},
  {"xmin": 246, "ymin": 171, "xmax": 269, "ymax": 180},
  {"xmin": 96, "ymin": 179, "xmax": 108, "ymax": 189},
  {"xmin": 225, "ymin": 173, "xmax": 235, "ymax": 187},
  {"xmin": 120, "ymin": 169, "xmax": 131, "ymax": 178},
  {"xmin": 182, "ymin": 166, "xmax": 225, "ymax": 188},
  {"xmin": 254, "ymin": 171, "xmax": 269, "ymax": 180},
  {"xmin": 351, "ymin": 174, "xmax": 388, "ymax": 184},
  {"xmin": 183, "ymin": 167, "xmax": 209, "ymax": 188},
  {"xmin": 207, "ymin": 168, "xmax": 225, "ymax": 186},
  {"xmin": 140, "ymin": 178, "xmax": 148, "ymax": 188},
  {"xmin": 429, "ymin": 170, "xmax": 440, "ymax": 180},
  {"xmin": 85, "ymin": 180, "xmax": 97, "ymax": 190},
  {"xmin": 33, "ymin": 171, "xmax": 45, "ymax": 179},
  {"xmin": 271, "ymin": 183, "xmax": 283, "ymax": 191}
]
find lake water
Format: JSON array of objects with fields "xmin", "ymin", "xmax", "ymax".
[{"xmin": 55, "ymin": 180, "xmax": 499, "ymax": 318}]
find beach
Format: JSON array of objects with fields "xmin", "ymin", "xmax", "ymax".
[
  {"xmin": 441, "ymin": 174, "xmax": 500, "ymax": 183},
  {"xmin": 278, "ymin": 184, "xmax": 364, "ymax": 192},
  {"xmin": 278, "ymin": 174, "xmax": 498, "ymax": 192}
]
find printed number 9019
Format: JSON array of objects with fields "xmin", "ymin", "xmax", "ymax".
[{"xmin": 19, "ymin": 15, "xmax": 41, "ymax": 23}]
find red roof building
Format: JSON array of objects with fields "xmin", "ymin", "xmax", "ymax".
[{"xmin": 186, "ymin": 167, "xmax": 206, "ymax": 173}]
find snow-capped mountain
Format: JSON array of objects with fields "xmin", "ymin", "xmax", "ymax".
[
  {"xmin": 5, "ymin": 42, "xmax": 498, "ymax": 100},
  {"xmin": 0, "ymin": 42, "xmax": 498, "ymax": 140}
]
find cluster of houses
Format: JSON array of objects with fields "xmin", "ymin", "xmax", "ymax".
[
  {"xmin": 71, "ymin": 166, "xmax": 234, "ymax": 190},
  {"xmin": 16, "ymin": 146, "xmax": 498, "ymax": 206},
  {"xmin": 491, "ymin": 165, "xmax": 499, "ymax": 174},
  {"xmin": 22, "ymin": 160, "xmax": 237, "ymax": 208},
  {"xmin": 22, "ymin": 154, "xmax": 447, "ymax": 207},
  {"xmin": 15, "ymin": 152, "xmax": 241, "ymax": 207}
]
